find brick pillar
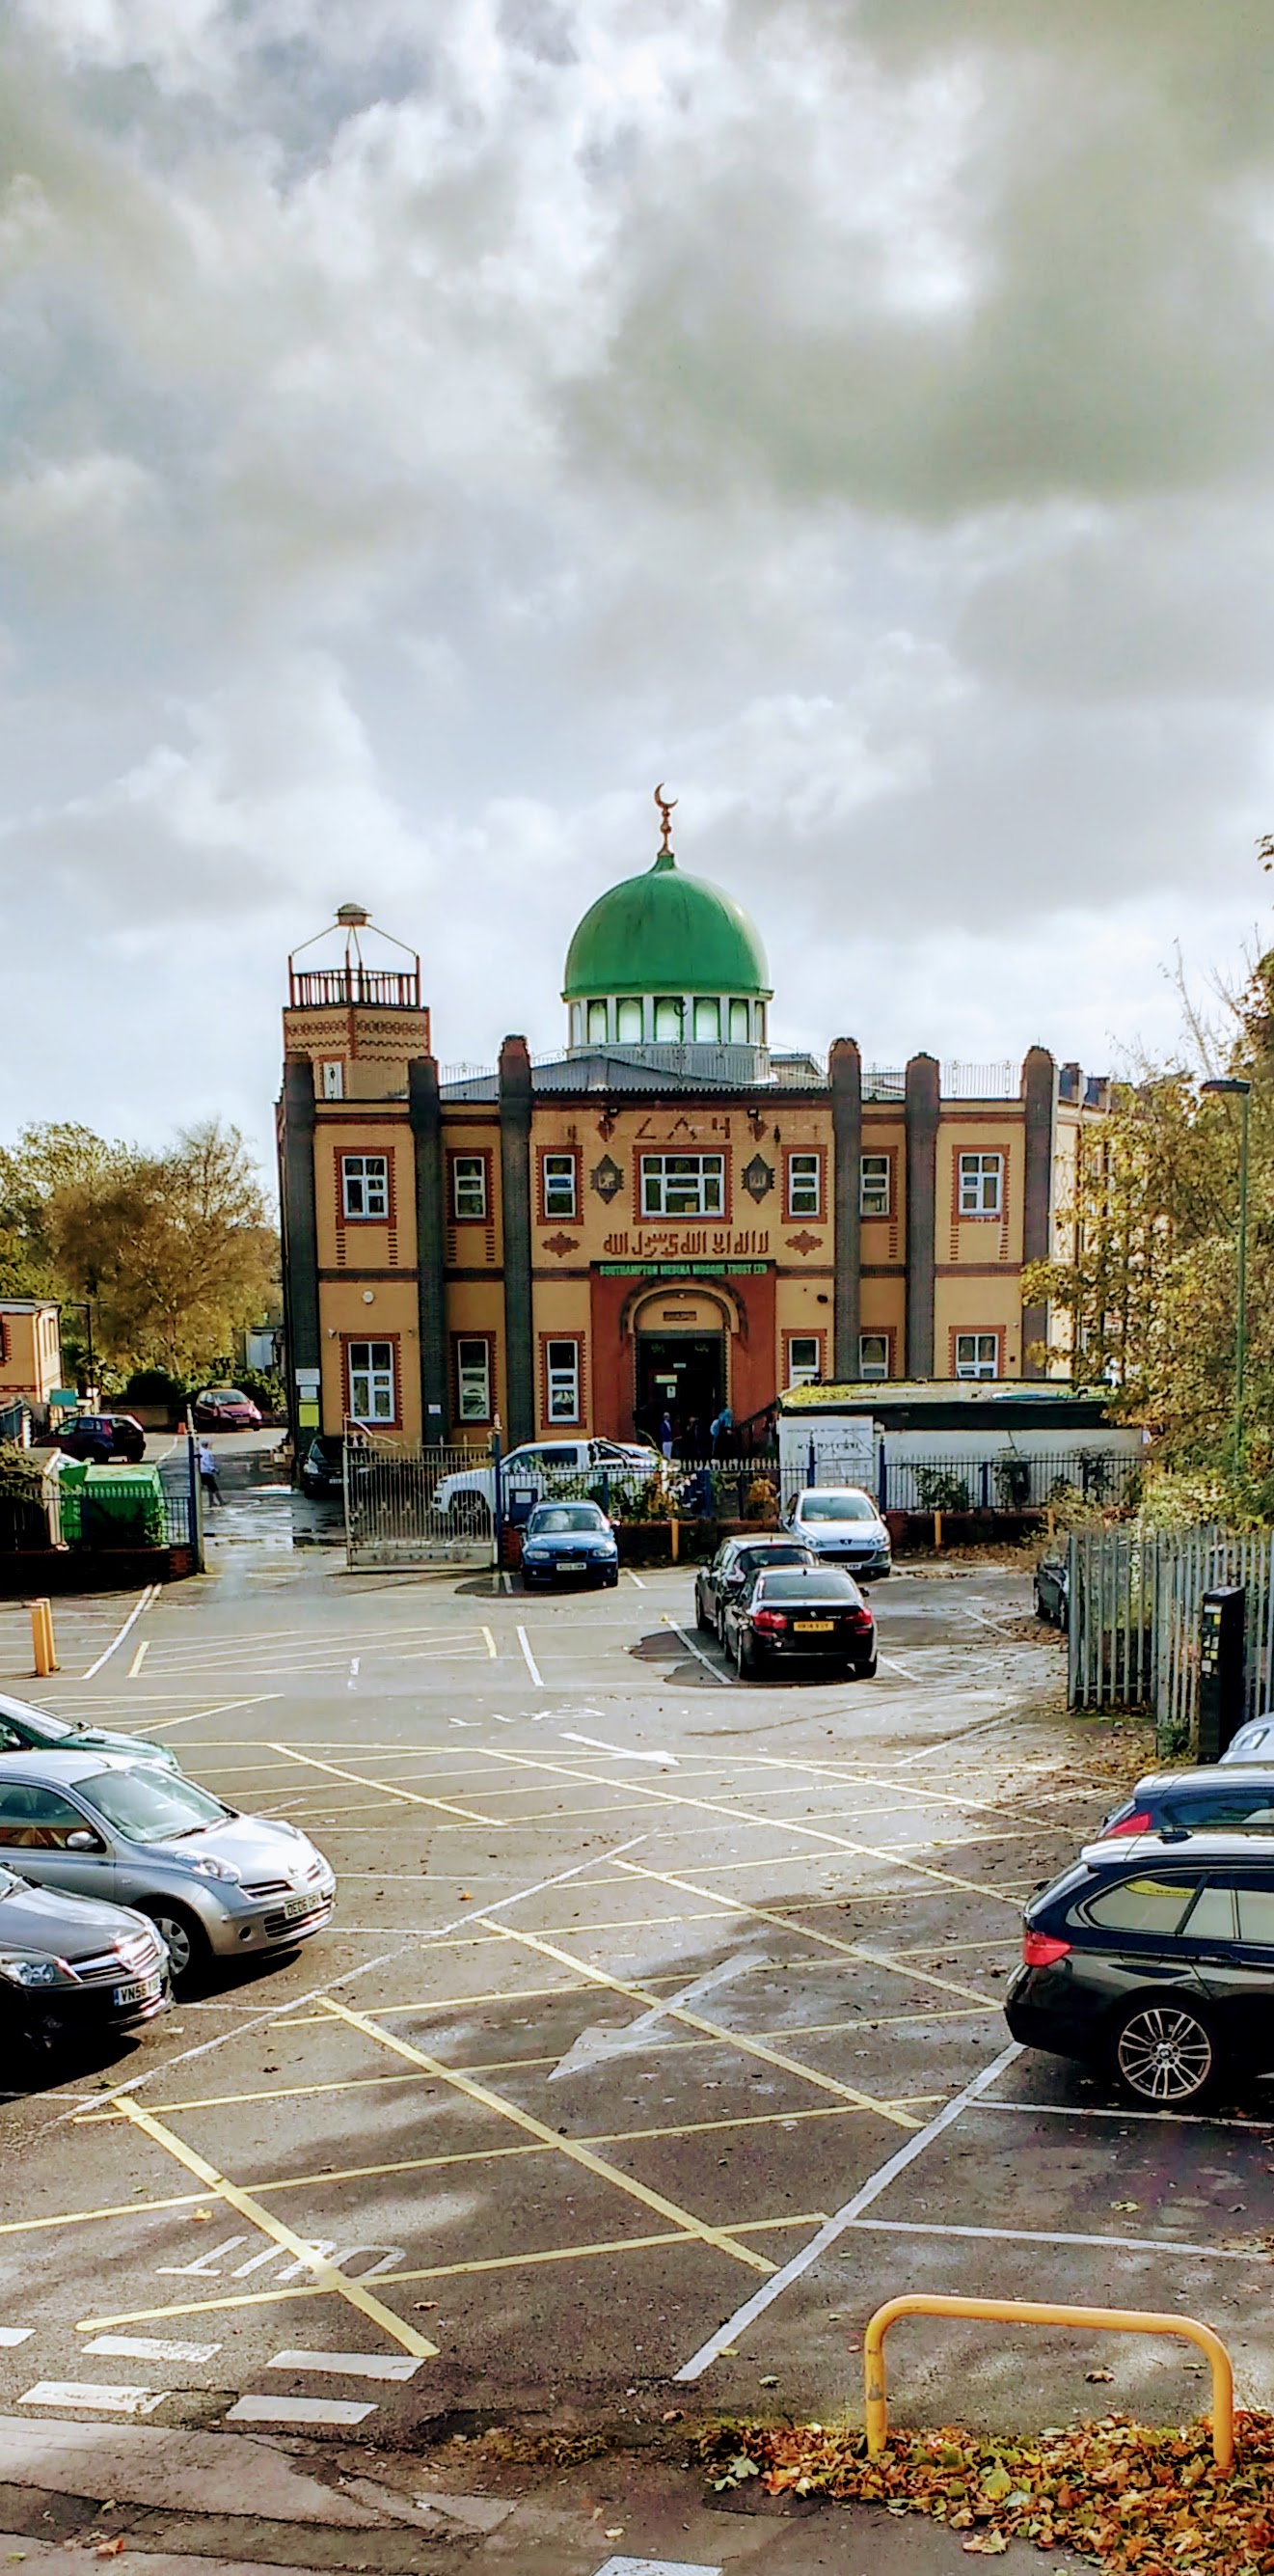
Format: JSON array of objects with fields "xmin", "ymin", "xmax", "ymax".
[
  {"xmin": 409, "ymin": 1055, "xmax": 448, "ymax": 1440},
  {"xmin": 905, "ymin": 1054, "xmax": 940, "ymax": 1378},
  {"xmin": 279, "ymin": 1055, "xmax": 319, "ymax": 1463},
  {"xmin": 1020, "ymin": 1046, "xmax": 1056, "ymax": 1380},
  {"xmin": 829, "ymin": 1038, "xmax": 862, "ymax": 1382},
  {"xmin": 499, "ymin": 1035, "xmax": 534, "ymax": 1446}
]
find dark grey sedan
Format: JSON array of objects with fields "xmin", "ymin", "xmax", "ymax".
[
  {"xmin": 0, "ymin": 1865, "xmax": 168, "ymax": 2061},
  {"xmin": 694, "ymin": 1536, "xmax": 816, "ymax": 1641}
]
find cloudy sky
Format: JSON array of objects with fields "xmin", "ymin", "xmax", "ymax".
[{"xmin": 2, "ymin": 0, "xmax": 1272, "ymax": 1178}]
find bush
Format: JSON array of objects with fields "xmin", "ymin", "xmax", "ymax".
[
  {"xmin": 0, "ymin": 1443, "xmax": 47, "ymax": 1551},
  {"xmin": 123, "ymin": 1367, "xmax": 188, "ymax": 1410},
  {"xmin": 994, "ymin": 1457, "xmax": 1032, "ymax": 1510},
  {"xmin": 236, "ymin": 1366, "xmax": 285, "ymax": 1413},
  {"xmin": 914, "ymin": 1466, "xmax": 971, "ymax": 1514}
]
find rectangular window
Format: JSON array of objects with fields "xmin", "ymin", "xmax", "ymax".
[
  {"xmin": 955, "ymin": 1331, "xmax": 999, "ymax": 1380},
  {"xmin": 546, "ymin": 1339, "xmax": 581, "ymax": 1422},
  {"xmin": 320, "ymin": 1059, "xmax": 344, "ymax": 1100},
  {"xmin": 456, "ymin": 1338, "xmax": 491, "ymax": 1422},
  {"xmin": 586, "ymin": 1000, "xmax": 609, "ymax": 1043},
  {"xmin": 542, "ymin": 1153, "xmax": 577, "ymax": 1219},
  {"xmin": 959, "ymin": 1151, "xmax": 1003, "ymax": 1217},
  {"xmin": 786, "ymin": 1335, "xmax": 821, "ymax": 1387},
  {"xmin": 860, "ymin": 1153, "xmax": 891, "ymax": 1219},
  {"xmin": 858, "ymin": 1331, "xmax": 889, "ymax": 1380},
  {"xmin": 616, "ymin": 997, "xmax": 643, "ymax": 1043},
  {"xmin": 653, "ymin": 997, "xmax": 684, "ymax": 1041},
  {"xmin": 452, "ymin": 1155, "xmax": 488, "ymax": 1221},
  {"xmin": 728, "ymin": 998, "xmax": 750, "ymax": 1044},
  {"xmin": 341, "ymin": 1153, "xmax": 388, "ymax": 1220},
  {"xmin": 787, "ymin": 1152, "xmax": 821, "ymax": 1218},
  {"xmin": 639, "ymin": 1152, "xmax": 724, "ymax": 1218},
  {"xmin": 347, "ymin": 1339, "xmax": 394, "ymax": 1423},
  {"xmin": 692, "ymin": 996, "xmax": 720, "ymax": 1043}
]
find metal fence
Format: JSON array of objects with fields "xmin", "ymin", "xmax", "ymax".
[
  {"xmin": 1068, "ymin": 1524, "xmax": 1274, "ymax": 1747},
  {"xmin": 343, "ymin": 1441, "xmax": 498, "ymax": 1569},
  {"xmin": 0, "ymin": 1400, "xmax": 24, "ymax": 1445},
  {"xmin": 879, "ymin": 1450, "xmax": 1141, "ymax": 1516}
]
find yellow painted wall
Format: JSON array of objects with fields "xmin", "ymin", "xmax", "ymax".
[{"xmin": 0, "ymin": 1307, "xmax": 62, "ymax": 1406}]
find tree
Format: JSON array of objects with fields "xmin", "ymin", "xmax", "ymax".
[{"xmin": 0, "ymin": 1119, "xmax": 279, "ymax": 1384}]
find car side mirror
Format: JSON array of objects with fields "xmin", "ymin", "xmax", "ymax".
[
  {"xmin": 65, "ymin": 1830, "xmax": 100, "ymax": 1851},
  {"xmin": 1157, "ymin": 1825, "xmax": 1189, "ymax": 1844}
]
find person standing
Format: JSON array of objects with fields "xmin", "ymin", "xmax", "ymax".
[
  {"xmin": 660, "ymin": 1410, "xmax": 674, "ymax": 1460},
  {"xmin": 198, "ymin": 1439, "xmax": 222, "ymax": 1505}
]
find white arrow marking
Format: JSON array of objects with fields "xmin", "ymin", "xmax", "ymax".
[
  {"xmin": 548, "ymin": 1953, "xmax": 765, "ymax": 2080},
  {"xmin": 559, "ymin": 1731, "xmax": 678, "ymax": 1767}
]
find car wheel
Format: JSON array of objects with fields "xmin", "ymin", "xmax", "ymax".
[
  {"xmin": 604, "ymin": 1570, "xmax": 619, "ymax": 1587},
  {"xmin": 1111, "ymin": 1999, "xmax": 1218, "ymax": 2107},
  {"xmin": 142, "ymin": 1904, "xmax": 210, "ymax": 1992},
  {"xmin": 695, "ymin": 1590, "xmax": 713, "ymax": 1635},
  {"xmin": 855, "ymin": 1654, "xmax": 879, "ymax": 1679},
  {"xmin": 735, "ymin": 1631, "xmax": 755, "ymax": 1680}
]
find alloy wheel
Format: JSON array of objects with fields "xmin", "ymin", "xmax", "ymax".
[{"xmin": 1115, "ymin": 2005, "xmax": 1214, "ymax": 2104}]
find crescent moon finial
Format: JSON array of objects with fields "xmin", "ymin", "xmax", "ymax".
[{"xmin": 654, "ymin": 782, "xmax": 677, "ymax": 853}]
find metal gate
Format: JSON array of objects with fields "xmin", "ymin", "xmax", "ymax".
[
  {"xmin": 1068, "ymin": 1523, "xmax": 1274, "ymax": 1749},
  {"xmin": 342, "ymin": 1440, "xmax": 496, "ymax": 1569}
]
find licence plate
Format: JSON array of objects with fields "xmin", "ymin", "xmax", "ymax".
[
  {"xmin": 283, "ymin": 1894, "xmax": 320, "ymax": 1922},
  {"xmin": 556, "ymin": 1560, "xmax": 589, "ymax": 1574},
  {"xmin": 113, "ymin": 1973, "xmax": 163, "ymax": 2007},
  {"xmin": 795, "ymin": 1619, "xmax": 835, "ymax": 1632}
]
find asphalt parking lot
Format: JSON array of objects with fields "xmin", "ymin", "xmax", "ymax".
[{"xmin": 0, "ymin": 1517, "xmax": 1270, "ymax": 2456}]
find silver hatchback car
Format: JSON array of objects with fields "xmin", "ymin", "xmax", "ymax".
[{"xmin": 0, "ymin": 1751, "xmax": 335, "ymax": 1985}]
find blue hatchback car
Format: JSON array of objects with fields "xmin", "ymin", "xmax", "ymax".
[{"xmin": 521, "ymin": 1501, "xmax": 619, "ymax": 1589}]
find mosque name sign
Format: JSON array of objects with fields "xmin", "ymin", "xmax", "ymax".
[{"xmin": 602, "ymin": 1227, "xmax": 770, "ymax": 1261}]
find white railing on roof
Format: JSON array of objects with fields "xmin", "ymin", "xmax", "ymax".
[{"xmin": 865, "ymin": 1062, "xmax": 1017, "ymax": 1102}]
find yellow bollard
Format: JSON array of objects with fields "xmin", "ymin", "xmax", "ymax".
[
  {"xmin": 933, "ymin": 1509, "xmax": 942, "ymax": 1550},
  {"xmin": 862, "ymin": 2292, "xmax": 1234, "ymax": 2474},
  {"xmin": 30, "ymin": 1597, "xmax": 58, "ymax": 1677},
  {"xmin": 669, "ymin": 1518, "xmax": 680, "ymax": 1563}
]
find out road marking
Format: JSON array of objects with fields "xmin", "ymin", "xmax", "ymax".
[
  {"xmin": 480, "ymin": 1921, "xmax": 919, "ymax": 2129},
  {"xmin": 319, "ymin": 1997, "xmax": 775, "ymax": 2274},
  {"xmin": 560, "ymin": 1730, "xmax": 678, "ymax": 1767},
  {"xmin": 227, "ymin": 2396, "xmax": 375, "ymax": 2427},
  {"xmin": 266, "ymin": 1742, "xmax": 497, "ymax": 1824},
  {"xmin": 83, "ymin": 1584, "xmax": 159, "ymax": 1680},
  {"xmin": 76, "ymin": 2095, "xmax": 437, "ymax": 2361},
  {"xmin": 21, "ymin": 2383, "xmax": 167, "ymax": 2416},
  {"xmin": 266, "ymin": 2348, "xmax": 426, "ymax": 2380},
  {"xmin": 673, "ymin": 2041, "xmax": 1022, "ymax": 2380},
  {"xmin": 548, "ymin": 1952, "xmax": 763, "ymax": 2080},
  {"xmin": 85, "ymin": 2335, "xmax": 221, "ymax": 2362},
  {"xmin": 517, "ymin": 1625, "xmax": 544, "ymax": 1686}
]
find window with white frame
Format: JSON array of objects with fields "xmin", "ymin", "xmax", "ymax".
[
  {"xmin": 456, "ymin": 1338, "xmax": 491, "ymax": 1421},
  {"xmin": 959, "ymin": 1151, "xmax": 1003, "ymax": 1217},
  {"xmin": 692, "ymin": 996, "xmax": 720, "ymax": 1042},
  {"xmin": 542, "ymin": 1153, "xmax": 577, "ymax": 1219},
  {"xmin": 653, "ymin": 996, "xmax": 684, "ymax": 1041},
  {"xmin": 786, "ymin": 1335, "xmax": 821, "ymax": 1386},
  {"xmin": 616, "ymin": 997, "xmax": 643, "ymax": 1042},
  {"xmin": 639, "ymin": 1152, "xmax": 724, "ymax": 1218},
  {"xmin": 586, "ymin": 1000, "xmax": 608, "ymax": 1043},
  {"xmin": 320, "ymin": 1059, "xmax": 344, "ymax": 1099},
  {"xmin": 728, "ymin": 998, "xmax": 750, "ymax": 1043},
  {"xmin": 955, "ymin": 1332, "xmax": 999, "ymax": 1380},
  {"xmin": 860, "ymin": 1153, "xmax": 890, "ymax": 1218},
  {"xmin": 546, "ymin": 1339, "xmax": 581, "ymax": 1421},
  {"xmin": 452, "ymin": 1155, "xmax": 487, "ymax": 1220},
  {"xmin": 341, "ymin": 1153, "xmax": 388, "ymax": 1219},
  {"xmin": 787, "ymin": 1152, "xmax": 821, "ymax": 1218},
  {"xmin": 858, "ymin": 1331, "xmax": 889, "ymax": 1380},
  {"xmin": 347, "ymin": 1339, "xmax": 394, "ymax": 1421}
]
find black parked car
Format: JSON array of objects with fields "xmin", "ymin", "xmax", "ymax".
[
  {"xmin": 1099, "ymin": 1768, "xmax": 1274, "ymax": 1841},
  {"xmin": 300, "ymin": 1432, "xmax": 345, "ymax": 1498},
  {"xmin": 722, "ymin": 1565, "xmax": 877, "ymax": 1681},
  {"xmin": 53, "ymin": 1412, "xmax": 146, "ymax": 1466},
  {"xmin": 1033, "ymin": 1551, "xmax": 1069, "ymax": 1627},
  {"xmin": 0, "ymin": 1865, "xmax": 169, "ymax": 2063},
  {"xmin": 694, "ymin": 1535, "xmax": 816, "ymax": 1641},
  {"xmin": 1007, "ymin": 1841, "xmax": 1274, "ymax": 2106}
]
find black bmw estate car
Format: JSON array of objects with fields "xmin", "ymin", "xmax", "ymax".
[{"xmin": 1007, "ymin": 1839, "xmax": 1274, "ymax": 2107}]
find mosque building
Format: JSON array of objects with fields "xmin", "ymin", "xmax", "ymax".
[{"xmin": 276, "ymin": 798, "xmax": 1105, "ymax": 1453}]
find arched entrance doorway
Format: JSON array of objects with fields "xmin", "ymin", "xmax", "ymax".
[{"xmin": 631, "ymin": 1286, "xmax": 732, "ymax": 1449}]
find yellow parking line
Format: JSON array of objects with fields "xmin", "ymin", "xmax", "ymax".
[
  {"xmin": 320, "ymin": 1997, "xmax": 775, "ymax": 2275},
  {"xmin": 266, "ymin": 1741, "xmax": 498, "ymax": 1825},
  {"xmin": 480, "ymin": 1925, "xmax": 920, "ymax": 2130},
  {"xmin": 0, "ymin": 2190, "xmax": 205, "ymax": 2236},
  {"xmin": 616, "ymin": 1862, "xmax": 999, "ymax": 2008},
  {"xmin": 482, "ymin": 1626, "xmax": 498, "ymax": 1658},
  {"xmin": 90, "ymin": 2096, "xmax": 436, "ymax": 2361}
]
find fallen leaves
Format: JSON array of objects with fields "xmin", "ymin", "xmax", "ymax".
[{"xmin": 693, "ymin": 2409, "xmax": 1274, "ymax": 2573}]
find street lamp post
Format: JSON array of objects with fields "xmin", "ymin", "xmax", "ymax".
[
  {"xmin": 61, "ymin": 1299, "xmax": 96, "ymax": 1404},
  {"xmin": 1201, "ymin": 1078, "xmax": 1252, "ymax": 1478}
]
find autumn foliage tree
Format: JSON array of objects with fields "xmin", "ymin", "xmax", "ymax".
[{"xmin": 0, "ymin": 1120, "xmax": 278, "ymax": 1384}]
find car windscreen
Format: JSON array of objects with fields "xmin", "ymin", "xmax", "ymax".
[
  {"xmin": 799, "ymin": 1494, "xmax": 876, "ymax": 1522},
  {"xmin": 738, "ymin": 1546, "xmax": 812, "ymax": 1572},
  {"xmin": 0, "ymin": 1702, "xmax": 74, "ymax": 1744},
  {"xmin": 78, "ymin": 1769, "xmax": 228, "ymax": 1843},
  {"xmin": 755, "ymin": 1570, "xmax": 859, "ymax": 1601},
  {"xmin": 1162, "ymin": 1786, "xmax": 1274, "ymax": 1830},
  {"xmin": 529, "ymin": 1506, "xmax": 604, "ymax": 1534}
]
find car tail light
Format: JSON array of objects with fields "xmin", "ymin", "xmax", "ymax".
[
  {"xmin": 1104, "ymin": 1809, "xmax": 1152, "ymax": 1838},
  {"xmin": 752, "ymin": 1609, "xmax": 789, "ymax": 1633},
  {"xmin": 842, "ymin": 1606, "xmax": 873, "ymax": 1631},
  {"xmin": 1021, "ymin": 1930, "xmax": 1071, "ymax": 1967}
]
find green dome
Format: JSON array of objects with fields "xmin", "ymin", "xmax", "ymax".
[{"xmin": 562, "ymin": 851, "xmax": 771, "ymax": 1001}]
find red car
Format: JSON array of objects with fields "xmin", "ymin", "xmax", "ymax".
[{"xmin": 192, "ymin": 1386, "xmax": 262, "ymax": 1432}]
